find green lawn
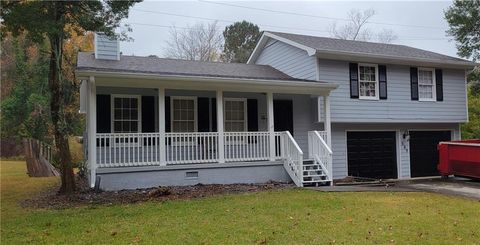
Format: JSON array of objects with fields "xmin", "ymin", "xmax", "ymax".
[{"xmin": 1, "ymin": 160, "xmax": 479, "ymax": 244}]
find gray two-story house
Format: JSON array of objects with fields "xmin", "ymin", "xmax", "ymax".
[{"xmin": 77, "ymin": 32, "xmax": 475, "ymax": 190}]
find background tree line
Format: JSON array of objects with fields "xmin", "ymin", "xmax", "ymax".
[{"xmin": 165, "ymin": 9, "xmax": 398, "ymax": 63}]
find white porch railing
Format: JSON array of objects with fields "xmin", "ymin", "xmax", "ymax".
[
  {"xmin": 280, "ymin": 131, "xmax": 304, "ymax": 187},
  {"xmin": 166, "ymin": 132, "xmax": 219, "ymax": 164},
  {"xmin": 225, "ymin": 132, "xmax": 273, "ymax": 162},
  {"xmin": 95, "ymin": 131, "xmax": 332, "ymax": 187},
  {"xmin": 96, "ymin": 133, "xmax": 161, "ymax": 168},
  {"xmin": 308, "ymin": 131, "xmax": 333, "ymax": 184},
  {"xmin": 96, "ymin": 131, "xmax": 284, "ymax": 168}
]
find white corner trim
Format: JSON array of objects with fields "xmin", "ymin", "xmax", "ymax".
[
  {"xmin": 94, "ymin": 33, "xmax": 99, "ymax": 60},
  {"xmin": 465, "ymin": 69, "xmax": 469, "ymax": 123}
]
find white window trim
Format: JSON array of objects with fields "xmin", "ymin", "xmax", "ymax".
[
  {"xmin": 358, "ymin": 63, "xmax": 379, "ymax": 100},
  {"xmin": 170, "ymin": 96, "xmax": 198, "ymax": 132},
  {"xmin": 110, "ymin": 94, "xmax": 142, "ymax": 133},
  {"xmin": 417, "ymin": 67, "xmax": 437, "ymax": 102},
  {"xmin": 223, "ymin": 98, "xmax": 248, "ymax": 132}
]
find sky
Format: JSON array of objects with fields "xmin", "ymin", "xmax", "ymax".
[{"xmin": 119, "ymin": 0, "xmax": 461, "ymax": 59}]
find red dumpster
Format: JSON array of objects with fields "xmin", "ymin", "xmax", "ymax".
[{"xmin": 437, "ymin": 140, "xmax": 480, "ymax": 179}]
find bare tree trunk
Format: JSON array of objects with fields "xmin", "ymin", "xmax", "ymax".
[
  {"xmin": 49, "ymin": 39, "xmax": 75, "ymax": 193},
  {"xmin": 48, "ymin": 3, "xmax": 75, "ymax": 193}
]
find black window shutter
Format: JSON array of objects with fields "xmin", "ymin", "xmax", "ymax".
[
  {"xmin": 211, "ymin": 98, "xmax": 217, "ymax": 131},
  {"xmin": 165, "ymin": 96, "xmax": 171, "ymax": 132},
  {"xmin": 141, "ymin": 96, "xmax": 155, "ymax": 132},
  {"xmin": 96, "ymin": 94, "xmax": 111, "ymax": 133},
  {"xmin": 435, "ymin": 69, "xmax": 443, "ymax": 101},
  {"xmin": 379, "ymin": 65, "xmax": 387, "ymax": 100},
  {"xmin": 349, "ymin": 63, "xmax": 359, "ymax": 98},
  {"xmin": 410, "ymin": 67, "xmax": 419, "ymax": 100},
  {"xmin": 247, "ymin": 99, "xmax": 258, "ymax": 131},
  {"xmin": 197, "ymin": 97, "xmax": 210, "ymax": 132}
]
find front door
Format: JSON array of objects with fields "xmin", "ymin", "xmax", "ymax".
[{"xmin": 274, "ymin": 100, "xmax": 294, "ymax": 135}]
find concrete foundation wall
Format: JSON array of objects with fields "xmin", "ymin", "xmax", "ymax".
[{"xmin": 97, "ymin": 162, "xmax": 291, "ymax": 191}]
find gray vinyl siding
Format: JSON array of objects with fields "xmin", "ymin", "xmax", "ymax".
[
  {"xmin": 317, "ymin": 59, "xmax": 467, "ymax": 123},
  {"xmin": 95, "ymin": 34, "xmax": 119, "ymax": 60},
  {"xmin": 255, "ymin": 39, "xmax": 317, "ymax": 80},
  {"xmin": 330, "ymin": 123, "xmax": 460, "ymax": 179}
]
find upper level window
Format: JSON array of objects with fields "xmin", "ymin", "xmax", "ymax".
[
  {"xmin": 418, "ymin": 68, "xmax": 436, "ymax": 101},
  {"xmin": 171, "ymin": 97, "xmax": 197, "ymax": 132},
  {"xmin": 224, "ymin": 98, "xmax": 247, "ymax": 132},
  {"xmin": 358, "ymin": 64, "xmax": 379, "ymax": 100},
  {"xmin": 112, "ymin": 95, "xmax": 140, "ymax": 133}
]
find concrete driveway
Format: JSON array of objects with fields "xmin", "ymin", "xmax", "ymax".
[{"xmin": 398, "ymin": 177, "xmax": 480, "ymax": 200}]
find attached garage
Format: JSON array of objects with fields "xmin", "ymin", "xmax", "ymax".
[
  {"xmin": 409, "ymin": 131, "xmax": 451, "ymax": 177},
  {"xmin": 347, "ymin": 131, "xmax": 398, "ymax": 179}
]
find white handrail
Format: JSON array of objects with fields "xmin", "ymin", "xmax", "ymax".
[
  {"xmin": 308, "ymin": 131, "xmax": 333, "ymax": 185},
  {"xmin": 281, "ymin": 131, "xmax": 304, "ymax": 187},
  {"xmin": 314, "ymin": 131, "xmax": 332, "ymax": 154}
]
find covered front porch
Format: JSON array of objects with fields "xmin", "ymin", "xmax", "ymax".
[{"xmin": 80, "ymin": 72, "xmax": 335, "ymax": 188}]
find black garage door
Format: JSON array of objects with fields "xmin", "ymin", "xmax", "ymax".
[
  {"xmin": 409, "ymin": 131, "xmax": 451, "ymax": 177},
  {"xmin": 347, "ymin": 132, "xmax": 397, "ymax": 179}
]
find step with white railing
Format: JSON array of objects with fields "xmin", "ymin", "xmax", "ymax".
[{"xmin": 306, "ymin": 131, "xmax": 333, "ymax": 186}]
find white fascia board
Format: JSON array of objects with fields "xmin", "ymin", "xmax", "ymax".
[
  {"xmin": 75, "ymin": 70, "xmax": 338, "ymax": 95},
  {"xmin": 247, "ymin": 32, "xmax": 317, "ymax": 64},
  {"xmin": 246, "ymin": 34, "xmax": 269, "ymax": 64}
]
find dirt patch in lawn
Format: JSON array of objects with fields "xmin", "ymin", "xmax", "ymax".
[{"xmin": 21, "ymin": 176, "xmax": 293, "ymax": 209}]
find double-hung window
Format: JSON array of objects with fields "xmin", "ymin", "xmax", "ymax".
[
  {"xmin": 224, "ymin": 98, "xmax": 247, "ymax": 132},
  {"xmin": 358, "ymin": 64, "xmax": 379, "ymax": 100},
  {"xmin": 171, "ymin": 97, "xmax": 197, "ymax": 132},
  {"xmin": 418, "ymin": 68, "xmax": 436, "ymax": 101},
  {"xmin": 112, "ymin": 95, "xmax": 141, "ymax": 133}
]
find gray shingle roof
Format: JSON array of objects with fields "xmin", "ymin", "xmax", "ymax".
[
  {"xmin": 77, "ymin": 52, "xmax": 314, "ymax": 82},
  {"xmin": 267, "ymin": 31, "xmax": 475, "ymax": 65}
]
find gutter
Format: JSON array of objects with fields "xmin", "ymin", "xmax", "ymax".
[
  {"xmin": 76, "ymin": 69, "xmax": 339, "ymax": 94},
  {"xmin": 76, "ymin": 69, "xmax": 339, "ymax": 89},
  {"xmin": 313, "ymin": 50, "xmax": 477, "ymax": 69}
]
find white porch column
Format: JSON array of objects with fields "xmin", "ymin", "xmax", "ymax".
[
  {"xmin": 267, "ymin": 92, "xmax": 275, "ymax": 161},
  {"xmin": 158, "ymin": 87, "xmax": 166, "ymax": 165},
  {"xmin": 323, "ymin": 94, "xmax": 332, "ymax": 147},
  {"xmin": 216, "ymin": 90, "xmax": 225, "ymax": 163},
  {"xmin": 87, "ymin": 76, "xmax": 97, "ymax": 188}
]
